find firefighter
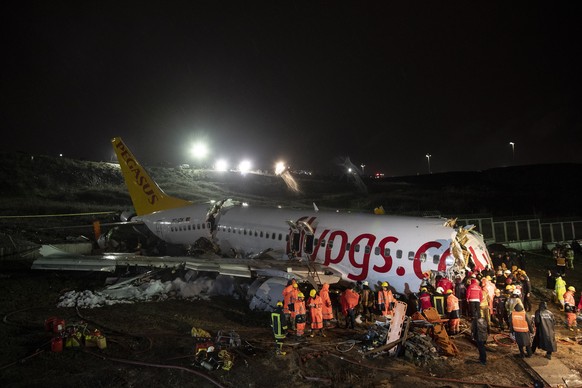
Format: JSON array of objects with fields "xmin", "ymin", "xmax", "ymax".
[
  {"xmin": 564, "ymin": 286, "xmax": 578, "ymax": 331},
  {"xmin": 360, "ymin": 281, "xmax": 375, "ymax": 322},
  {"xmin": 432, "ymin": 287, "xmax": 447, "ymax": 317},
  {"xmin": 532, "ymin": 301, "xmax": 557, "ymax": 359},
  {"xmin": 466, "ymin": 277, "xmax": 483, "ymax": 318},
  {"xmin": 419, "ymin": 287, "xmax": 433, "ymax": 312},
  {"xmin": 282, "ymin": 279, "xmax": 299, "ymax": 329},
  {"xmin": 270, "ymin": 301, "xmax": 288, "ymax": 355},
  {"xmin": 377, "ymin": 282, "xmax": 395, "ymax": 316},
  {"xmin": 320, "ymin": 283, "xmax": 334, "ymax": 327},
  {"xmin": 308, "ymin": 289, "xmax": 325, "ymax": 337},
  {"xmin": 492, "ymin": 288, "xmax": 509, "ymax": 331},
  {"xmin": 555, "ymin": 276, "xmax": 566, "ymax": 311},
  {"xmin": 294, "ymin": 292, "xmax": 307, "ymax": 337},
  {"xmin": 341, "ymin": 284, "xmax": 360, "ymax": 329},
  {"xmin": 446, "ymin": 289, "xmax": 460, "ymax": 334}
]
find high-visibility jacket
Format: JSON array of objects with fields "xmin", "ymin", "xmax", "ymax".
[
  {"xmin": 564, "ymin": 290, "xmax": 575, "ymax": 306},
  {"xmin": 419, "ymin": 292, "xmax": 433, "ymax": 310},
  {"xmin": 466, "ymin": 280, "xmax": 483, "ymax": 302},
  {"xmin": 282, "ymin": 284, "xmax": 298, "ymax": 314},
  {"xmin": 343, "ymin": 289, "xmax": 360, "ymax": 310},
  {"xmin": 308, "ymin": 295, "xmax": 323, "ymax": 329},
  {"xmin": 377, "ymin": 289, "xmax": 395, "ymax": 315},
  {"xmin": 320, "ymin": 283, "xmax": 334, "ymax": 320},
  {"xmin": 511, "ymin": 310, "xmax": 529, "ymax": 333},
  {"xmin": 294, "ymin": 300, "xmax": 306, "ymax": 324},
  {"xmin": 432, "ymin": 294, "xmax": 446, "ymax": 316},
  {"xmin": 446, "ymin": 293, "xmax": 459, "ymax": 313}
]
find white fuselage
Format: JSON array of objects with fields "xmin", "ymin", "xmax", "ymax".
[{"xmin": 136, "ymin": 203, "xmax": 490, "ymax": 293}]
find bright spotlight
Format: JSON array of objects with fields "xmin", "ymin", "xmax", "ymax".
[
  {"xmin": 190, "ymin": 142, "xmax": 208, "ymax": 160},
  {"xmin": 275, "ymin": 161, "xmax": 286, "ymax": 175},
  {"xmin": 238, "ymin": 160, "xmax": 251, "ymax": 174},
  {"xmin": 215, "ymin": 159, "xmax": 228, "ymax": 172}
]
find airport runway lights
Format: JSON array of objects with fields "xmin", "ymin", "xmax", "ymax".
[
  {"xmin": 361, "ymin": 164, "xmax": 365, "ymax": 174},
  {"xmin": 238, "ymin": 160, "xmax": 251, "ymax": 175},
  {"xmin": 214, "ymin": 159, "xmax": 228, "ymax": 172},
  {"xmin": 426, "ymin": 153, "xmax": 432, "ymax": 174},
  {"xmin": 509, "ymin": 141, "xmax": 515, "ymax": 162}
]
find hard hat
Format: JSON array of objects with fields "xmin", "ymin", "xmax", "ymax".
[
  {"xmin": 277, "ymin": 301, "xmax": 283, "ymax": 307},
  {"xmin": 486, "ymin": 276, "xmax": 492, "ymax": 281},
  {"xmin": 504, "ymin": 270, "xmax": 511, "ymax": 275},
  {"xmin": 420, "ymin": 287, "xmax": 427, "ymax": 292},
  {"xmin": 568, "ymin": 286, "xmax": 576, "ymax": 292},
  {"xmin": 446, "ymin": 289, "xmax": 453, "ymax": 294},
  {"xmin": 310, "ymin": 289, "xmax": 316, "ymax": 297},
  {"xmin": 436, "ymin": 287, "xmax": 444, "ymax": 294},
  {"xmin": 362, "ymin": 281, "xmax": 369, "ymax": 286},
  {"xmin": 298, "ymin": 292, "xmax": 304, "ymax": 298},
  {"xmin": 382, "ymin": 282, "xmax": 388, "ymax": 287},
  {"xmin": 505, "ymin": 285, "xmax": 512, "ymax": 290},
  {"xmin": 513, "ymin": 289, "xmax": 521, "ymax": 296},
  {"xmin": 293, "ymin": 283, "xmax": 298, "ymax": 288},
  {"xmin": 494, "ymin": 289, "xmax": 501, "ymax": 295}
]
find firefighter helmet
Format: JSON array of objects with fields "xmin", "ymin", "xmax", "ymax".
[{"xmin": 310, "ymin": 289, "xmax": 317, "ymax": 297}]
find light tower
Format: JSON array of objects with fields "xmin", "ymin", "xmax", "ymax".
[{"xmin": 425, "ymin": 153, "xmax": 432, "ymax": 174}]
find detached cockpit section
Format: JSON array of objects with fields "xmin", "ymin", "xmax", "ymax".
[{"xmin": 446, "ymin": 218, "xmax": 493, "ymax": 280}]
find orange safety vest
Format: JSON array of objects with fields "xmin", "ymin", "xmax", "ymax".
[{"xmin": 511, "ymin": 310, "xmax": 529, "ymax": 333}]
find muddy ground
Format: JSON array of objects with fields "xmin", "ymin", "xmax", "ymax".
[{"xmin": 1, "ymin": 253, "xmax": 582, "ymax": 388}]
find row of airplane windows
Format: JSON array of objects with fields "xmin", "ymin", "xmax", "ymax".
[{"xmin": 169, "ymin": 222, "xmax": 439, "ymax": 264}]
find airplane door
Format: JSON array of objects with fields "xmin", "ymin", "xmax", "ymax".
[
  {"xmin": 286, "ymin": 221, "xmax": 301, "ymax": 255},
  {"xmin": 155, "ymin": 222, "xmax": 164, "ymax": 240},
  {"xmin": 298, "ymin": 220, "xmax": 315, "ymax": 255}
]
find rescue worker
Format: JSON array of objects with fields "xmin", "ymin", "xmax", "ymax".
[
  {"xmin": 466, "ymin": 276, "xmax": 483, "ymax": 318},
  {"xmin": 479, "ymin": 283, "xmax": 492, "ymax": 326},
  {"xmin": 509, "ymin": 303, "xmax": 534, "ymax": 358},
  {"xmin": 446, "ymin": 289, "xmax": 460, "ymax": 334},
  {"xmin": 565, "ymin": 244, "xmax": 574, "ymax": 269},
  {"xmin": 419, "ymin": 287, "xmax": 433, "ymax": 312},
  {"xmin": 307, "ymin": 289, "xmax": 325, "ymax": 337},
  {"xmin": 454, "ymin": 275, "xmax": 468, "ymax": 316},
  {"xmin": 492, "ymin": 288, "xmax": 509, "ymax": 331},
  {"xmin": 436, "ymin": 275, "xmax": 454, "ymax": 294},
  {"xmin": 377, "ymin": 282, "xmax": 395, "ymax": 317},
  {"xmin": 563, "ymin": 286, "xmax": 578, "ymax": 331},
  {"xmin": 432, "ymin": 287, "xmax": 447, "ymax": 317},
  {"xmin": 506, "ymin": 289, "xmax": 524, "ymax": 316},
  {"xmin": 282, "ymin": 279, "xmax": 299, "ymax": 330},
  {"xmin": 270, "ymin": 301, "xmax": 288, "ymax": 355},
  {"xmin": 360, "ymin": 281, "xmax": 375, "ymax": 322},
  {"xmin": 554, "ymin": 276, "xmax": 566, "ymax": 311},
  {"xmin": 319, "ymin": 283, "xmax": 334, "ymax": 327},
  {"xmin": 471, "ymin": 309, "xmax": 489, "ymax": 365},
  {"xmin": 294, "ymin": 292, "xmax": 307, "ymax": 337},
  {"xmin": 532, "ymin": 301, "xmax": 557, "ymax": 359},
  {"xmin": 341, "ymin": 284, "xmax": 360, "ymax": 329}
]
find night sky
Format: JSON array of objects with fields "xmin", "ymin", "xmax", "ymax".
[{"xmin": 2, "ymin": 2, "xmax": 581, "ymax": 176}]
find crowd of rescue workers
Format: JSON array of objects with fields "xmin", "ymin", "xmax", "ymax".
[{"xmin": 270, "ymin": 244, "xmax": 581, "ymax": 364}]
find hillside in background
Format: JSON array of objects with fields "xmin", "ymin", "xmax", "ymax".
[{"xmin": 1, "ymin": 151, "xmax": 580, "ymax": 222}]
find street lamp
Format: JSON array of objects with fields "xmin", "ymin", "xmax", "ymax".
[
  {"xmin": 509, "ymin": 142, "xmax": 515, "ymax": 163},
  {"xmin": 360, "ymin": 164, "xmax": 365, "ymax": 174},
  {"xmin": 425, "ymin": 154, "xmax": 431, "ymax": 174}
]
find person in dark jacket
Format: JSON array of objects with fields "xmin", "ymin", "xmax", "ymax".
[
  {"xmin": 471, "ymin": 310, "xmax": 489, "ymax": 365},
  {"xmin": 532, "ymin": 301, "xmax": 557, "ymax": 359}
]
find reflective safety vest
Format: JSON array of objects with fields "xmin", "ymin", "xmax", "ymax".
[
  {"xmin": 511, "ymin": 310, "xmax": 529, "ymax": 333},
  {"xmin": 432, "ymin": 295, "xmax": 446, "ymax": 316},
  {"xmin": 271, "ymin": 311, "xmax": 288, "ymax": 339}
]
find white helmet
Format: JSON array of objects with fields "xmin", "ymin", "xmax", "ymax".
[
  {"xmin": 436, "ymin": 287, "xmax": 444, "ymax": 294},
  {"xmin": 513, "ymin": 289, "xmax": 521, "ymax": 296},
  {"xmin": 362, "ymin": 281, "xmax": 369, "ymax": 286}
]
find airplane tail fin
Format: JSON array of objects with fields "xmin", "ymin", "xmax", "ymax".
[{"xmin": 112, "ymin": 137, "xmax": 192, "ymax": 215}]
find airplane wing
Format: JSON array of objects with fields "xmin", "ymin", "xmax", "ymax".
[{"xmin": 32, "ymin": 245, "xmax": 342, "ymax": 286}]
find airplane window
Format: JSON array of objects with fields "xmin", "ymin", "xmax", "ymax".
[
  {"xmin": 346, "ymin": 243, "xmax": 351, "ymax": 251},
  {"xmin": 202, "ymin": 223, "xmax": 206, "ymax": 229},
  {"xmin": 255, "ymin": 231, "xmax": 258, "ymax": 237},
  {"xmin": 320, "ymin": 239, "xmax": 325, "ymax": 247},
  {"xmin": 327, "ymin": 240, "xmax": 333, "ymax": 249},
  {"xmin": 228, "ymin": 227, "xmax": 232, "ymax": 233},
  {"xmin": 433, "ymin": 255, "xmax": 440, "ymax": 264},
  {"xmin": 420, "ymin": 253, "xmax": 427, "ymax": 262},
  {"xmin": 354, "ymin": 245, "xmax": 360, "ymax": 253},
  {"xmin": 239, "ymin": 229, "xmax": 242, "ymax": 234},
  {"xmin": 260, "ymin": 231, "xmax": 263, "ymax": 238},
  {"xmin": 397, "ymin": 250, "xmax": 403, "ymax": 259},
  {"xmin": 272, "ymin": 233, "xmax": 276, "ymax": 240},
  {"xmin": 266, "ymin": 233, "xmax": 270, "ymax": 239},
  {"xmin": 278, "ymin": 234, "xmax": 282, "ymax": 240},
  {"xmin": 244, "ymin": 229, "xmax": 247, "ymax": 235},
  {"xmin": 385, "ymin": 248, "xmax": 391, "ymax": 257},
  {"xmin": 374, "ymin": 247, "xmax": 380, "ymax": 255},
  {"xmin": 187, "ymin": 225, "xmax": 191, "ymax": 230},
  {"xmin": 365, "ymin": 246, "xmax": 371, "ymax": 254},
  {"xmin": 314, "ymin": 238, "xmax": 318, "ymax": 246},
  {"xmin": 286, "ymin": 235, "xmax": 289, "ymax": 241},
  {"xmin": 408, "ymin": 251, "xmax": 414, "ymax": 260}
]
